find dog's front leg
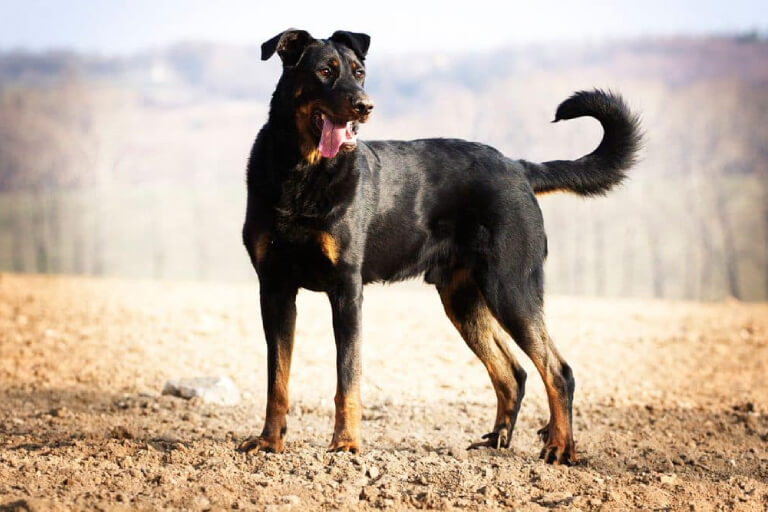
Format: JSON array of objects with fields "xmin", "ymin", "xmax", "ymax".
[
  {"xmin": 327, "ymin": 277, "xmax": 363, "ymax": 453},
  {"xmin": 238, "ymin": 284, "xmax": 297, "ymax": 454}
]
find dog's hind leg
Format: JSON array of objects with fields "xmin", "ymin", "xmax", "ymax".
[
  {"xmin": 478, "ymin": 267, "xmax": 577, "ymax": 465},
  {"xmin": 438, "ymin": 269, "xmax": 527, "ymax": 450}
]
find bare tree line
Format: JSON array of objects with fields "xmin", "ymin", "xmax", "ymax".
[{"xmin": 0, "ymin": 75, "xmax": 766, "ymax": 300}]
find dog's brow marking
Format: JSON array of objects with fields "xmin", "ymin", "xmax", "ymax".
[
  {"xmin": 350, "ymin": 61, "xmax": 357, "ymax": 70},
  {"xmin": 317, "ymin": 232, "xmax": 339, "ymax": 264},
  {"xmin": 330, "ymin": 58, "xmax": 339, "ymax": 68}
]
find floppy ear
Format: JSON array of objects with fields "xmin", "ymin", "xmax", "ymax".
[
  {"xmin": 330, "ymin": 30, "xmax": 371, "ymax": 60},
  {"xmin": 261, "ymin": 29, "xmax": 315, "ymax": 66}
]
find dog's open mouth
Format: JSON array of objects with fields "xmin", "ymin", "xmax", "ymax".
[{"xmin": 311, "ymin": 110, "xmax": 357, "ymax": 159}]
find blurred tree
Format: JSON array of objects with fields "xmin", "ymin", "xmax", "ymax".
[{"xmin": 0, "ymin": 79, "xmax": 130, "ymax": 274}]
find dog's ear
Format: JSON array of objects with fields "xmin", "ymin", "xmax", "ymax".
[
  {"xmin": 330, "ymin": 31, "xmax": 371, "ymax": 60},
  {"xmin": 261, "ymin": 29, "xmax": 315, "ymax": 66}
]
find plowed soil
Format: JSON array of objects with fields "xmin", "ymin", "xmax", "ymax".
[{"xmin": 0, "ymin": 274, "xmax": 766, "ymax": 510}]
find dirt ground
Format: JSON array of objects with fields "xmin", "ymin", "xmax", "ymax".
[{"xmin": 0, "ymin": 274, "xmax": 766, "ymax": 511}]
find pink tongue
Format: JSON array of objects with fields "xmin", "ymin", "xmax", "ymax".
[{"xmin": 318, "ymin": 118, "xmax": 350, "ymax": 158}]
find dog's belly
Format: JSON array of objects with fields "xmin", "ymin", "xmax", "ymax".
[{"xmin": 360, "ymin": 213, "xmax": 441, "ymax": 283}]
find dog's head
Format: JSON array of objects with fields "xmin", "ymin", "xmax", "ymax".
[{"xmin": 262, "ymin": 29, "xmax": 373, "ymax": 163}]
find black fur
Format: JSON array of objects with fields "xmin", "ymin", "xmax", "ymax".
[
  {"xmin": 521, "ymin": 89, "xmax": 642, "ymax": 196},
  {"xmin": 241, "ymin": 29, "xmax": 641, "ymax": 461}
]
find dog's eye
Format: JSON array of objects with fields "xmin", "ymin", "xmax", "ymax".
[
  {"xmin": 318, "ymin": 68, "xmax": 331, "ymax": 78},
  {"xmin": 354, "ymin": 69, "xmax": 365, "ymax": 80}
]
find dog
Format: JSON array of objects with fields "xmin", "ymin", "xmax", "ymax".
[{"xmin": 239, "ymin": 29, "xmax": 640, "ymax": 465}]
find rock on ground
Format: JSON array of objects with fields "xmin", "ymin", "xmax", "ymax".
[{"xmin": 162, "ymin": 376, "xmax": 241, "ymax": 405}]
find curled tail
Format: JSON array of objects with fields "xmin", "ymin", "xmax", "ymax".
[{"xmin": 522, "ymin": 89, "xmax": 642, "ymax": 196}]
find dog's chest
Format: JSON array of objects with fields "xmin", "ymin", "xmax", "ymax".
[
  {"xmin": 254, "ymin": 194, "xmax": 342, "ymax": 281},
  {"xmin": 254, "ymin": 227, "xmax": 340, "ymax": 292}
]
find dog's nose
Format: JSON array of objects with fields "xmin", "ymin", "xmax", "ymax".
[{"xmin": 353, "ymin": 98, "xmax": 374, "ymax": 117}]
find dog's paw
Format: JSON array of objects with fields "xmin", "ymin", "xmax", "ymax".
[
  {"xmin": 537, "ymin": 422, "xmax": 577, "ymax": 465},
  {"xmin": 327, "ymin": 439, "xmax": 360, "ymax": 453},
  {"xmin": 467, "ymin": 425, "xmax": 511, "ymax": 450},
  {"xmin": 236, "ymin": 436, "xmax": 284, "ymax": 454},
  {"xmin": 539, "ymin": 440, "xmax": 577, "ymax": 466}
]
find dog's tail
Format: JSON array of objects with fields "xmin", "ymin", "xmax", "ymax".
[{"xmin": 520, "ymin": 89, "xmax": 642, "ymax": 196}]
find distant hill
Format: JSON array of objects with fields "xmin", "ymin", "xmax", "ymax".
[
  {"xmin": 2, "ymin": 36, "xmax": 767, "ymax": 101},
  {"xmin": 0, "ymin": 36, "xmax": 766, "ymax": 300}
]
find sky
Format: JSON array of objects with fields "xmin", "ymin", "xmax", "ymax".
[{"xmin": 0, "ymin": 0, "xmax": 766, "ymax": 56}]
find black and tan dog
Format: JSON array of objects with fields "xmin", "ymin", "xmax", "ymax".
[{"xmin": 239, "ymin": 29, "xmax": 640, "ymax": 465}]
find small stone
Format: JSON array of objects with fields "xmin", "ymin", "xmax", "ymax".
[
  {"xmin": 281, "ymin": 495, "xmax": 300, "ymax": 506},
  {"xmin": 367, "ymin": 466, "xmax": 380, "ymax": 479},
  {"xmin": 49, "ymin": 407, "xmax": 70, "ymax": 418},
  {"xmin": 540, "ymin": 492, "xmax": 573, "ymax": 505},
  {"xmin": 110, "ymin": 425, "xmax": 135, "ymax": 440},
  {"xmin": 477, "ymin": 485, "xmax": 497, "ymax": 497},
  {"xmin": 193, "ymin": 496, "xmax": 210, "ymax": 509},
  {"xmin": 117, "ymin": 456, "xmax": 133, "ymax": 469},
  {"xmin": 660, "ymin": 474, "xmax": 677, "ymax": 486},
  {"xmin": 449, "ymin": 444, "xmax": 468, "ymax": 460},
  {"xmin": 359, "ymin": 486, "xmax": 379, "ymax": 501},
  {"xmin": 162, "ymin": 376, "xmax": 240, "ymax": 406},
  {"xmin": 157, "ymin": 433, "xmax": 181, "ymax": 444}
]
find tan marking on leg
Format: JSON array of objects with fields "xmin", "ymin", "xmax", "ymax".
[
  {"xmin": 439, "ymin": 270, "xmax": 523, "ymax": 449},
  {"xmin": 329, "ymin": 385, "xmax": 361, "ymax": 452},
  {"xmin": 267, "ymin": 332, "xmax": 294, "ymax": 440},
  {"xmin": 317, "ymin": 232, "xmax": 339, "ymax": 264},
  {"xmin": 238, "ymin": 332, "xmax": 293, "ymax": 454},
  {"xmin": 440, "ymin": 268, "xmax": 470, "ymax": 324},
  {"xmin": 255, "ymin": 233, "xmax": 271, "ymax": 264},
  {"xmin": 266, "ymin": 341, "xmax": 291, "ymax": 420},
  {"xmin": 525, "ymin": 323, "xmax": 576, "ymax": 465}
]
